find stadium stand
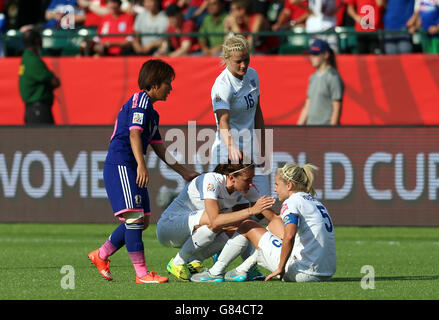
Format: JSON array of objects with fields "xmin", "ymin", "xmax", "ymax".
[{"xmin": 0, "ymin": 0, "xmax": 437, "ymax": 56}]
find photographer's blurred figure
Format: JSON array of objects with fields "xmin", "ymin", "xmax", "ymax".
[{"xmin": 19, "ymin": 28, "xmax": 61, "ymax": 125}]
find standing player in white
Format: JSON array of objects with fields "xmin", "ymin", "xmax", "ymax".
[
  {"xmin": 208, "ymin": 34, "xmax": 272, "ymax": 279},
  {"xmin": 156, "ymin": 162, "xmax": 275, "ymax": 281},
  {"xmin": 191, "ymin": 163, "xmax": 336, "ymax": 283},
  {"xmin": 210, "ymin": 34, "xmax": 271, "ymax": 199}
]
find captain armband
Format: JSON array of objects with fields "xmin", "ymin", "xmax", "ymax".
[{"xmin": 282, "ymin": 214, "xmax": 299, "ymax": 227}]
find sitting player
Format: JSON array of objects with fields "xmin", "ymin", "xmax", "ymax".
[{"xmin": 191, "ymin": 163, "xmax": 337, "ymax": 282}]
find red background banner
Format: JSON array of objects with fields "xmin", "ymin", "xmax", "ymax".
[{"xmin": 1, "ymin": 55, "xmax": 439, "ymax": 125}]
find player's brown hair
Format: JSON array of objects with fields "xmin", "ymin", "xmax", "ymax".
[
  {"xmin": 214, "ymin": 159, "xmax": 255, "ymax": 177},
  {"xmin": 138, "ymin": 59, "xmax": 175, "ymax": 91}
]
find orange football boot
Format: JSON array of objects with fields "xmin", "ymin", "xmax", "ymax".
[
  {"xmin": 88, "ymin": 249, "xmax": 113, "ymax": 281},
  {"xmin": 136, "ymin": 271, "xmax": 169, "ymax": 283}
]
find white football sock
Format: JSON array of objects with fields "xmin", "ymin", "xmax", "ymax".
[
  {"xmin": 240, "ymin": 241, "xmax": 255, "ymax": 260},
  {"xmin": 173, "ymin": 225, "xmax": 216, "ymax": 265},
  {"xmin": 209, "ymin": 232, "xmax": 249, "ymax": 276},
  {"xmin": 236, "ymin": 248, "xmax": 259, "ymax": 273}
]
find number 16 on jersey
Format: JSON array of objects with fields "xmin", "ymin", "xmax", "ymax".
[{"xmin": 244, "ymin": 94, "xmax": 254, "ymax": 110}]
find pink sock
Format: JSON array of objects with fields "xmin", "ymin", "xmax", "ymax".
[
  {"xmin": 98, "ymin": 240, "xmax": 117, "ymax": 260},
  {"xmin": 128, "ymin": 251, "xmax": 148, "ymax": 278}
]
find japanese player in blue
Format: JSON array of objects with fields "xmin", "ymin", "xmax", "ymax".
[{"xmin": 88, "ymin": 59, "xmax": 199, "ymax": 284}]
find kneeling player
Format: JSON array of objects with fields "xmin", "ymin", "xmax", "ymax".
[{"xmin": 156, "ymin": 161, "xmax": 276, "ymax": 282}]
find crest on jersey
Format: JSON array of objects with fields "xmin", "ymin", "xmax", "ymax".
[
  {"xmin": 133, "ymin": 112, "xmax": 144, "ymax": 125},
  {"xmin": 215, "ymin": 94, "xmax": 221, "ymax": 102},
  {"xmin": 280, "ymin": 203, "xmax": 288, "ymax": 215},
  {"xmin": 250, "ymin": 79, "xmax": 256, "ymax": 87},
  {"xmin": 207, "ymin": 183, "xmax": 216, "ymax": 192},
  {"xmin": 135, "ymin": 194, "xmax": 142, "ymax": 206}
]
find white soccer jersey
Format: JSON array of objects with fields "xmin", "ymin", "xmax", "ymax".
[
  {"xmin": 210, "ymin": 67, "xmax": 261, "ymax": 164},
  {"xmin": 161, "ymin": 172, "xmax": 259, "ymax": 219},
  {"xmin": 281, "ymin": 192, "xmax": 337, "ymax": 276}
]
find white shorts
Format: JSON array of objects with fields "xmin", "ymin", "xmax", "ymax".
[
  {"xmin": 256, "ymin": 231, "xmax": 332, "ymax": 283},
  {"xmin": 156, "ymin": 208, "xmax": 204, "ymax": 248}
]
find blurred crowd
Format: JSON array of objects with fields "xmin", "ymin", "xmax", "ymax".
[{"xmin": 1, "ymin": 0, "xmax": 439, "ymax": 56}]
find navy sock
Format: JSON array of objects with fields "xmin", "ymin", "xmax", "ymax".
[
  {"xmin": 125, "ymin": 222, "xmax": 144, "ymax": 252},
  {"xmin": 109, "ymin": 222, "xmax": 126, "ymax": 249},
  {"xmin": 125, "ymin": 222, "xmax": 147, "ymax": 277}
]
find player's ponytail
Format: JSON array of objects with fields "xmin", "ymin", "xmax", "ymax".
[{"xmin": 277, "ymin": 163, "xmax": 318, "ymax": 196}]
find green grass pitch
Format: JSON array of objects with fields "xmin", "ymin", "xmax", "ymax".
[{"xmin": 0, "ymin": 223, "xmax": 438, "ymax": 300}]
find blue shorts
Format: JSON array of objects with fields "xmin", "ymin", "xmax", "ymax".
[{"xmin": 103, "ymin": 163, "xmax": 151, "ymax": 221}]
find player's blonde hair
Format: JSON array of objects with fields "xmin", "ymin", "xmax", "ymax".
[
  {"xmin": 276, "ymin": 163, "xmax": 318, "ymax": 196},
  {"xmin": 220, "ymin": 34, "xmax": 250, "ymax": 64}
]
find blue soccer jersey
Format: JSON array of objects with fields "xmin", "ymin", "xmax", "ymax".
[{"xmin": 106, "ymin": 91, "xmax": 162, "ymax": 167}]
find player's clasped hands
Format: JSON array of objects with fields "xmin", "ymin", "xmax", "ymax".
[{"xmin": 250, "ymin": 196, "xmax": 276, "ymax": 215}]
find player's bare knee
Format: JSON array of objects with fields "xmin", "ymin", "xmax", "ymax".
[
  {"xmin": 237, "ymin": 219, "xmax": 260, "ymax": 235},
  {"xmin": 267, "ymin": 217, "xmax": 284, "ymax": 239},
  {"xmin": 124, "ymin": 211, "xmax": 144, "ymax": 224}
]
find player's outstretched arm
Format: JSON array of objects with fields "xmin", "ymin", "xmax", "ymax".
[
  {"xmin": 205, "ymin": 196, "xmax": 275, "ymax": 231},
  {"xmin": 151, "ymin": 142, "xmax": 199, "ymax": 181},
  {"xmin": 216, "ymin": 109, "xmax": 242, "ymax": 162},
  {"xmin": 265, "ymin": 222, "xmax": 297, "ymax": 281}
]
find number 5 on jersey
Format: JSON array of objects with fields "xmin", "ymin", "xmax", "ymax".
[{"xmin": 316, "ymin": 205, "xmax": 333, "ymax": 233}]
